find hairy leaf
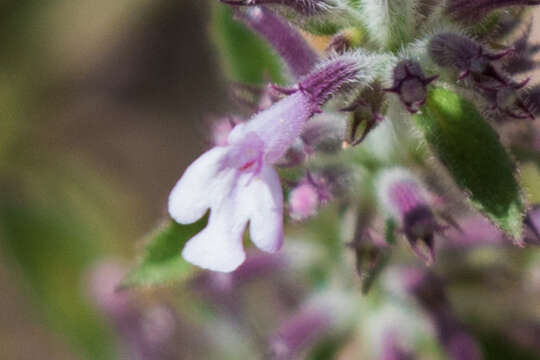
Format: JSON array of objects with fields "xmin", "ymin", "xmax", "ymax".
[
  {"xmin": 413, "ymin": 88, "xmax": 524, "ymax": 241},
  {"xmin": 121, "ymin": 218, "xmax": 206, "ymax": 288}
]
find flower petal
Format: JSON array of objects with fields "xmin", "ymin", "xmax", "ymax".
[
  {"xmin": 229, "ymin": 92, "xmax": 314, "ymax": 164},
  {"xmin": 168, "ymin": 147, "xmax": 233, "ymax": 224},
  {"xmin": 182, "ymin": 196, "xmax": 249, "ymax": 273},
  {"xmin": 240, "ymin": 165, "xmax": 284, "ymax": 252}
]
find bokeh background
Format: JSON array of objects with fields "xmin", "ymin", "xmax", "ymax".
[
  {"xmin": 0, "ymin": 1, "xmax": 227, "ymax": 358},
  {"xmin": 1, "ymin": 1, "xmax": 540, "ymax": 359}
]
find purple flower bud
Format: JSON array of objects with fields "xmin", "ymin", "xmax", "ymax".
[
  {"xmin": 429, "ymin": 33, "xmax": 534, "ymax": 120},
  {"xmin": 446, "ymin": 0, "xmax": 540, "ymax": 22},
  {"xmin": 288, "ymin": 172, "xmax": 331, "ymax": 221},
  {"xmin": 221, "ymin": 0, "xmax": 331, "ymax": 16},
  {"xmin": 297, "ymin": 55, "xmax": 368, "ymax": 107},
  {"xmin": 230, "ymin": 6, "xmax": 318, "ymax": 78},
  {"xmin": 429, "ymin": 33, "xmax": 512, "ymax": 85},
  {"xmin": 384, "ymin": 60, "xmax": 437, "ymax": 113},
  {"xmin": 377, "ymin": 169, "xmax": 439, "ymax": 264},
  {"xmin": 269, "ymin": 308, "xmax": 331, "ymax": 360},
  {"xmin": 402, "ymin": 269, "xmax": 482, "ymax": 360}
]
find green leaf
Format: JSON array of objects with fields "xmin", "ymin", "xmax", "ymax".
[
  {"xmin": 413, "ymin": 88, "xmax": 524, "ymax": 241},
  {"xmin": 121, "ymin": 217, "xmax": 206, "ymax": 288},
  {"xmin": 210, "ymin": 3, "xmax": 284, "ymax": 84}
]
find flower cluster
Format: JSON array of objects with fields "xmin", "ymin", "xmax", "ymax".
[
  {"xmin": 166, "ymin": 0, "xmax": 540, "ymax": 275},
  {"xmin": 135, "ymin": 1, "xmax": 540, "ymax": 358}
]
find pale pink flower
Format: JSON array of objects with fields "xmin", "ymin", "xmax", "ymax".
[{"xmin": 169, "ymin": 54, "xmax": 370, "ymax": 272}]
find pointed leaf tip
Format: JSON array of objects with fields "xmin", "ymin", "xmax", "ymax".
[
  {"xmin": 121, "ymin": 217, "xmax": 207, "ymax": 289},
  {"xmin": 413, "ymin": 88, "xmax": 525, "ymax": 241}
]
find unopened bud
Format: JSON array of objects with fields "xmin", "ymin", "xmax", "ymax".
[
  {"xmin": 377, "ymin": 169, "xmax": 439, "ymax": 264},
  {"xmin": 288, "ymin": 172, "xmax": 331, "ymax": 221},
  {"xmin": 384, "ymin": 60, "xmax": 437, "ymax": 113},
  {"xmin": 343, "ymin": 81, "xmax": 387, "ymax": 145}
]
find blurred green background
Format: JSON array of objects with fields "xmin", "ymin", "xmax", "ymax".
[{"xmin": 0, "ymin": 1, "xmax": 230, "ymax": 358}]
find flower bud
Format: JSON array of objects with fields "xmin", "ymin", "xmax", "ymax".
[
  {"xmin": 343, "ymin": 81, "xmax": 386, "ymax": 146},
  {"xmin": 384, "ymin": 60, "xmax": 437, "ymax": 113},
  {"xmin": 377, "ymin": 168, "xmax": 439, "ymax": 264},
  {"xmin": 429, "ymin": 33, "xmax": 534, "ymax": 119},
  {"xmin": 232, "ymin": 6, "xmax": 318, "ymax": 78},
  {"xmin": 428, "ymin": 33, "xmax": 512, "ymax": 85},
  {"xmin": 288, "ymin": 172, "xmax": 331, "ymax": 221}
]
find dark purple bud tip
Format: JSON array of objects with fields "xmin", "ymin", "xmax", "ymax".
[
  {"xmin": 379, "ymin": 169, "xmax": 440, "ymax": 264},
  {"xmin": 220, "ymin": 0, "xmax": 330, "ymax": 16},
  {"xmin": 403, "ymin": 206, "xmax": 438, "ymax": 265},
  {"xmin": 343, "ymin": 82, "xmax": 387, "ymax": 146},
  {"xmin": 349, "ymin": 231, "xmax": 390, "ymax": 294},
  {"xmin": 384, "ymin": 60, "xmax": 437, "ymax": 113}
]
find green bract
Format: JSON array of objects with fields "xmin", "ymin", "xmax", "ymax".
[{"xmin": 413, "ymin": 88, "xmax": 525, "ymax": 241}]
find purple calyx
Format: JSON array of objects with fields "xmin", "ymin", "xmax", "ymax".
[{"xmin": 384, "ymin": 60, "xmax": 438, "ymax": 114}]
